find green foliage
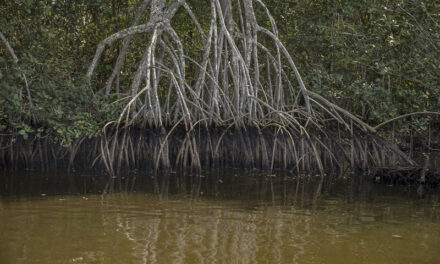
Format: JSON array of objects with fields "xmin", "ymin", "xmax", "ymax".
[
  {"xmin": 0, "ymin": 0, "xmax": 134, "ymax": 145},
  {"xmin": 0, "ymin": 53, "xmax": 124, "ymax": 146},
  {"xmin": 1, "ymin": 0, "xmax": 438, "ymax": 146},
  {"xmin": 266, "ymin": 0, "xmax": 439, "ymax": 133}
]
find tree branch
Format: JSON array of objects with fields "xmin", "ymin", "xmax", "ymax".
[
  {"xmin": 375, "ymin": 111, "xmax": 440, "ymax": 130},
  {"xmin": 0, "ymin": 31, "xmax": 33, "ymax": 108},
  {"xmin": 0, "ymin": 32, "xmax": 18, "ymax": 64}
]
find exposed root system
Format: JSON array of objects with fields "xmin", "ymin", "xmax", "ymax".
[
  {"xmin": 0, "ymin": 126, "xmax": 414, "ymax": 174},
  {"xmin": 2, "ymin": 0, "xmax": 433, "ymax": 192}
]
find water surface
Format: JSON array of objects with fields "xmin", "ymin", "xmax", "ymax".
[{"xmin": 0, "ymin": 172, "xmax": 439, "ymax": 263}]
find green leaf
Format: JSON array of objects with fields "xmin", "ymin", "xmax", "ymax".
[{"xmin": 18, "ymin": 129, "xmax": 28, "ymax": 140}]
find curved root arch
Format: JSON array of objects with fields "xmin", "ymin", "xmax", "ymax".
[{"xmin": 87, "ymin": 0, "xmax": 373, "ymax": 130}]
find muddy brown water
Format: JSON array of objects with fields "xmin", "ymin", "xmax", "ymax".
[{"xmin": 0, "ymin": 171, "xmax": 440, "ymax": 264}]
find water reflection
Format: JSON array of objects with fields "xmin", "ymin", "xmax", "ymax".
[{"xmin": 0, "ymin": 172, "xmax": 440, "ymax": 263}]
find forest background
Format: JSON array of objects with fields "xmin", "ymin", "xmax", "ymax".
[{"xmin": 1, "ymin": 0, "xmax": 439, "ymax": 150}]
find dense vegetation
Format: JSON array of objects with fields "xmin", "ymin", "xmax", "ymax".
[{"xmin": 1, "ymin": 0, "xmax": 439, "ymax": 148}]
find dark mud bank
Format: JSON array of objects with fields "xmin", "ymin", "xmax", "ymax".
[{"xmin": 0, "ymin": 126, "xmax": 439, "ymax": 187}]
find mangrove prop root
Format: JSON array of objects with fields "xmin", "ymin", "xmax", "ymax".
[
  {"xmin": 86, "ymin": 0, "xmax": 379, "ymax": 134},
  {"xmin": 0, "ymin": 126, "xmax": 416, "ymax": 175},
  {"xmin": 2, "ymin": 1, "xmax": 425, "ymax": 187}
]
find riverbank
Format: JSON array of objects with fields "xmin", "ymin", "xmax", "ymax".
[
  {"xmin": 0, "ymin": 126, "xmax": 415, "ymax": 172},
  {"xmin": 2, "ymin": 126, "xmax": 440, "ymax": 192}
]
